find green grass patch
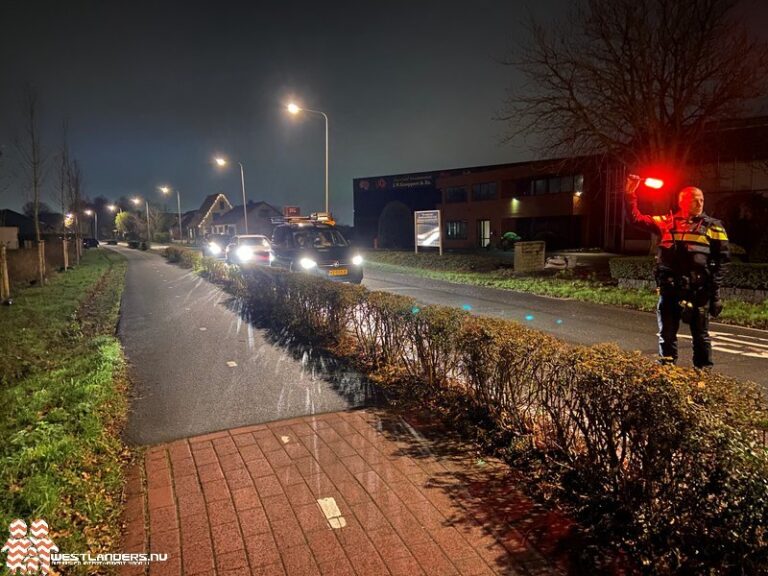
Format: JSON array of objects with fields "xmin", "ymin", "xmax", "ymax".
[
  {"xmin": 367, "ymin": 256, "xmax": 768, "ymax": 329},
  {"xmin": 0, "ymin": 249, "xmax": 129, "ymax": 568}
]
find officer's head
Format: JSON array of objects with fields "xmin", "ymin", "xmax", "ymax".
[{"xmin": 678, "ymin": 187, "xmax": 704, "ymax": 217}]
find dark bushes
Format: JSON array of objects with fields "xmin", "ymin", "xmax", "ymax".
[{"xmin": 610, "ymin": 256, "xmax": 768, "ymax": 290}]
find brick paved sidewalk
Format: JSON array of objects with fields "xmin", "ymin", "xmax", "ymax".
[{"xmin": 120, "ymin": 409, "xmax": 573, "ymax": 576}]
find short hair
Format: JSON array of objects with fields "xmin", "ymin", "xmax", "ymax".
[{"xmin": 678, "ymin": 186, "xmax": 704, "ymax": 202}]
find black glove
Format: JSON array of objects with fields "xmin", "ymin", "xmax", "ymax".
[{"xmin": 709, "ymin": 298, "xmax": 723, "ymax": 318}]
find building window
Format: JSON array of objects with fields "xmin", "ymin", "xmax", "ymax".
[
  {"xmin": 477, "ymin": 219, "xmax": 491, "ymax": 247},
  {"xmin": 575, "ymin": 174, "xmax": 584, "ymax": 194},
  {"xmin": 445, "ymin": 187, "xmax": 467, "ymax": 203},
  {"xmin": 516, "ymin": 179, "xmax": 532, "ymax": 196},
  {"xmin": 533, "ymin": 179, "xmax": 548, "ymax": 195},
  {"xmin": 446, "ymin": 221, "xmax": 467, "ymax": 239},
  {"xmin": 472, "ymin": 182, "xmax": 498, "ymax": 201}
]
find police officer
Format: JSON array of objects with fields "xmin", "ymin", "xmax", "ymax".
[{"xmin": 625, "ymin": 176, "xmax": 730, "ymax": 368}]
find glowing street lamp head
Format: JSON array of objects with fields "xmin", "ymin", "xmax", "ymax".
[
  {"xmin": 132, "ymin": 197, "xmax": 141, "ymax": 205},
  {"xmin": 287, "ymin": 103, "xmax": 301, "ymax": 115},
  {"xmin": 214, "ymin": 157, "xmax": 227, "ymax": 167},
  {"xmin": 107, "ymin": 205, "xmax": 117, "ymax": 212},
  {"xmin": 160, "ymin": 186, "xmax": 170, "ymax": 194},
  {"xmin": 84, "ymin": 209, "xmax": 93, "ymax": 216}
]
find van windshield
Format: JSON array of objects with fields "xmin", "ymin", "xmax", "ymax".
[{"xmin": 292, "ymin": 229, "xmax": 348, "ymax": 249}]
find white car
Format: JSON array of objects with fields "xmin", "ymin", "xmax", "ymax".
[{"xmin": 225, "ymin": 235, "xmax": 271, "ymax": 266}]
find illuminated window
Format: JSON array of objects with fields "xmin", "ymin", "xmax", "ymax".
[
  {"xmin": 446, "ymin": 221, "xmax": 467, "ymax": 239},
  {"xmin": 445, "ymin": 187, "xmax": 468, "ymax": 203}
]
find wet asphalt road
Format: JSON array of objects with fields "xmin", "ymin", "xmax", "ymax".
[
  {"xmin": 363, "ymin": 266, "xmax": 768, "ymax": 389},
  {"xmin": 116, "ymin": 246, "xmax": 378, "ymax": 445}
]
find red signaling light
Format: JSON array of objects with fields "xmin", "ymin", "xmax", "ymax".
[{"xmin": 644, "ymin": 177, "xmax": 664, "ymax": 189}]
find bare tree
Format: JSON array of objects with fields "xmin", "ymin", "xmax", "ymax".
[
  {"xmin": 57, "ymin": 120, "xmax": 71, "ymax": 231},
  {"xmin": 67, "ymin": 159, "xmax": 85, "ymax": 264},
  {"xmin": 17, "ymin": 86, "xmax": 47, "ymax": 284},
  {"xmin": 501, "ymin": 0, "xmax": 768, "ymax": 168}
]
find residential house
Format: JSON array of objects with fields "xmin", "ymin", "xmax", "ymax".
[
  {"xmin": 184, "ymin": 194, "xmax": 232, "ymax": 241},
  {"xmin": 211, "ymin": 201, "xmax": 282, "ymax": 237}
]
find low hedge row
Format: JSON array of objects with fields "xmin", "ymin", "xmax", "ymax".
[
  {"xmin": 369, "ymin": 250, "xmax": 514, "ymax": 273},
  {"xmin": 165, "ymin": 246, "xmax": 768, "ymax": 574},
  {"xmin": 610, "ymin": 256, "xmax": 768, "ymax": 290}
]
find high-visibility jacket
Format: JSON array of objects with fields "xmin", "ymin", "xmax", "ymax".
[{"xmin": 626, "ymin": 195, "xmax": 730, "ymax": 290}]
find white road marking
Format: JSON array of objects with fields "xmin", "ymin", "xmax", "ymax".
[
  {"xmin": 317, "ymin": 497, "xmax": 346, "ymax": 528},
  {"xmin": 199, "ymin": 327, "xmax": 207, "ymax": 331},
  {"xmin": 226, "ymin": 361, "xmax": 238, "ymax": 367},
  {"xmin": 679, "ymin": 332, "xmax": 768, "ymax": 359},
  {"xmin": 280, "ymin": 436, "xmax": 291, "ymax": 444}
]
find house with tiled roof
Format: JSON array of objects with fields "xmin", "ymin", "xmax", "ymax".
[
  {"xmin": 185, "ymin": 194, "xmax": 232, "ymax": 241},
  {"xmin": 211, "ymin": 201, "xmax": 282, "ymax": 237}
]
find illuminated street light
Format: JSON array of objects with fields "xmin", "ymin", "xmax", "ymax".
[
  {"xmin": 214, "ymin": 156, "xmax": 249, "ymax": 234},
  {"xmin": 160, "ymin": 186, "xmax": 183, "ymax": 243},
  {"xmin": 133, "ymin": 197, "xmax": 151, "ymax": 241},
  {"xmin": 84, "ymin": 209, "xmax": 98, "ymax": 240},
  {"xmin": 287, "ymin": 101, "xmax": 329, "ymax": 214}
]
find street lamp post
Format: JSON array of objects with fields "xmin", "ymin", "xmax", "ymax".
[
  {"xmin": 214, "ymin": 157, "xmax": 249, "ymax": 234},
  {"xmin": 132, "ymin": 198, "xmax": 150, "ymax": 242},
  {"xmin": 84, "ymin": 209, "xmax": 98, "ymax": 240},
  {"xmin": 160, "ymin": 186, "xmax": 183, "ymax": 243},
  {"xmin": 287, "ymin": 102, "xmax": 330, "ymax": 214}
]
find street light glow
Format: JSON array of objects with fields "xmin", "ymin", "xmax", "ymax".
[
  {"xmin": 107, "ymin": 205, "xmax": 117, "ymax": 212},
  {"xmin": 214, "ymin": 157, "xmax": 227, "ymax": 166},
  {"xmin": 160, "ymin": 186, "xmax": 170, "ymax": 193},
  {"xmin": 287, "ymin": 103, "xmax": 301, "ymax": 115},
  {"xmin": 132, "ymin": 197, "xmax": 141, "ymax": 205},
  {"xmin": 84, "ymin": 209, "xmax": 93, "ymax": 215}
]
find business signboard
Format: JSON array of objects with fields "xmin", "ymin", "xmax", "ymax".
[{"xmin": 414, "ymin": 210, "xmax": 442, "ymax": 255}]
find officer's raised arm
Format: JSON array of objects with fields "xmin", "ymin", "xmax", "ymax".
[{"xmin": 624, "ymin": 174, "xmax": 661, "ymax": 233}]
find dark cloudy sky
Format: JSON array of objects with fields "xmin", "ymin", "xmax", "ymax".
[{"xmin": 1, "ymin": 0, "xmax": 766, "ymax": 224}]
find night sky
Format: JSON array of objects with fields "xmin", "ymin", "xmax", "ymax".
[{"xmin": 1, "ymin": 0, "xmax": 766, "ymax": 224}]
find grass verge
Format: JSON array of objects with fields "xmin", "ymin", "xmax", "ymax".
[
  {"xmin": 366, "ymin": 257, "xmax": 768, "ymax": 329},
  {"xmin": 0, "ymin": 249, "xmax": 129, "ymax": 571}
]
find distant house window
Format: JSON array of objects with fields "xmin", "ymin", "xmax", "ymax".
[
  {"xmin": 471, "ymin": 182, "xmax": 498, "ymax": 201},
  {"xmin": 446, "ymin": 221, "xmax": 467, "ymax": 239},
  {"xmin": 445, "ymin": 187, "xmax": 467, "ymax": 203}
]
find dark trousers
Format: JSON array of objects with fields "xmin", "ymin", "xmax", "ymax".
[{"xmin": 657, "ymin": 290, "xmax": 713, "ymax": 368}]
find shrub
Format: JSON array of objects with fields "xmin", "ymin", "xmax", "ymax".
[
  {"xmin": 165, "ymin": 252, "xmax": 768, "ymax": 574},
  {"xmin": 369, "ymin": 250, "xmax": 514, "ymax": 272},
  {"xmin": 610, "ymin": 256, "xmax": 768, "ymax": 290}
]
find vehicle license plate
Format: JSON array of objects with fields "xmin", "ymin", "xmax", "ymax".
[{"xmin": 328, "ymin": 268, "xmax": 348, "ymax": 276}]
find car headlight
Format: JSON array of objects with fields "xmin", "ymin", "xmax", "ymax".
[
  {"xmin": 209, "ymin": 243, "xmax": 221, "ymax": 255},
  {"xmin": 236, "ymin": 246, "xmax": 253, "ymax": 261},
  {"xmin": 299, "ymin": 257, "xmax": 317, "ymax": 269},
  {"xmin": 352, "ymin": 254, "xmax": 364, "ymax": 266}
]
